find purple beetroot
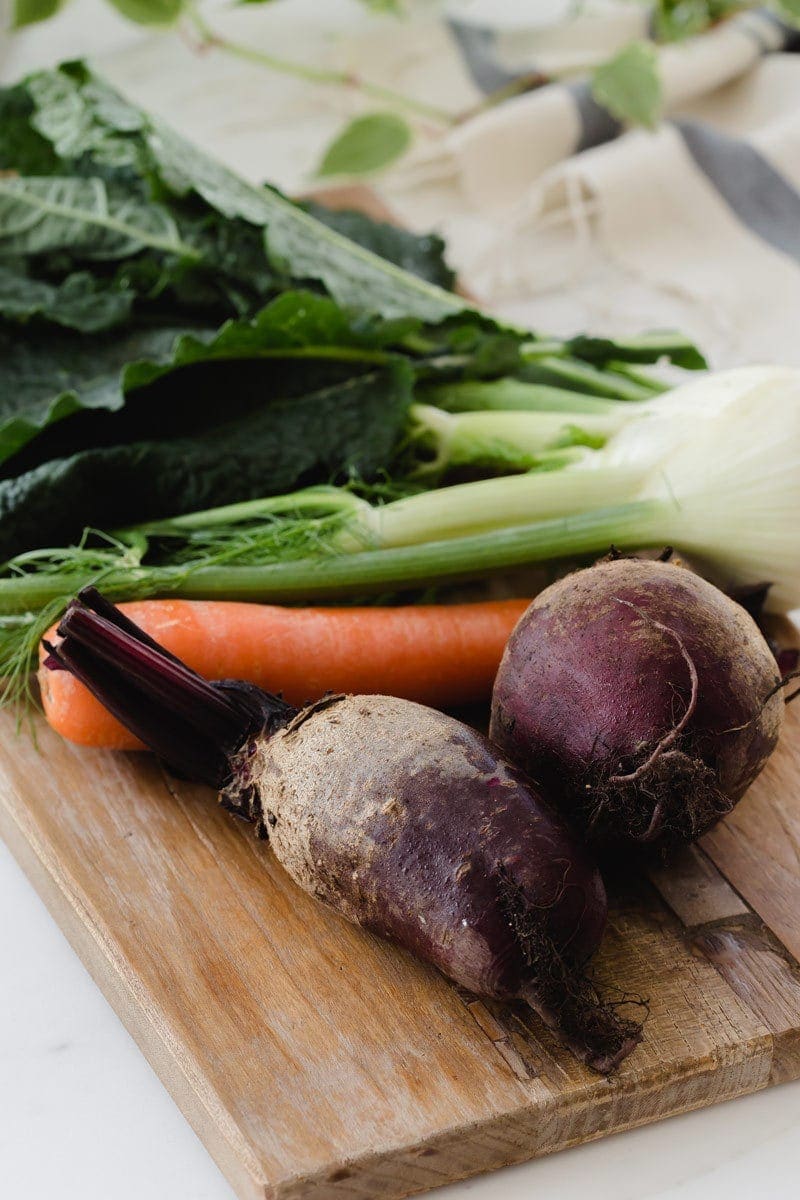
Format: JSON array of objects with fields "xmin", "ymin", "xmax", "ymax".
[{"xmin": 490, "ymin": 559, "xmax": 785, "ymax": 855}]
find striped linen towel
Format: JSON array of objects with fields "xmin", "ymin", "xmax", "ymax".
[{"xmin": 377, "ymin": 5, "xmax": 800, "ymax": 367}]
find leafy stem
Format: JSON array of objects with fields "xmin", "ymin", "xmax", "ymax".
[
  {"xmin": 455, "ymin": 70, "xmax": 550, "ymax": 124},
  {"xmin": 184, "ymin": 6, "xmax": 456, "ymax": 128}
]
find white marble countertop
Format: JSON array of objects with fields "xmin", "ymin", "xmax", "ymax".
[{"xmin": 2, "ymin": 3, "xmax": 800, "ymax": 1196}]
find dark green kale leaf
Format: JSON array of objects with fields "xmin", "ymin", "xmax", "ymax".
[
  {"xmin": 5, "ymin": 62, "xmax": 463, "ymax": 324},
  {"xmin": 0, "ymin": 81, "xmax": 61, "ymax": 174},
  {"xmin": 0, "ymin": 289, "xmax": 417, "ymax": 475},
  {"xmin": 302, "ymin": 198, "xmax": 456, "ymax": 292},
  {"xmin": 0, "ymin": 264, "xmax": 134, "ymax": 332},
  {"xmin": 0, "ymin": 322, "xmax": 199, "ymax": 467},
  {"xmin": 0, "ymin": 358, "xmax": 414, "ymax": 560},
  {"xmin": 0, "ymin": 63, "xmax": 460, "ymax": 342}
]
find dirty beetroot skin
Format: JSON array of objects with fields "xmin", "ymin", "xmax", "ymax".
[
  {"xmin": 490, "ymin": 559, "xmax": 784, "ymax": 855},
  {"xmin": 236, "ymin": 696, "xmax": 641, "ymax": 1071},
  {"xmin": 45, "ymin": 588, "xmax": 642, "ymax": 1074}
]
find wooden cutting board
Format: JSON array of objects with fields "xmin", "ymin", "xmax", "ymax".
[
  {"xmin": 1, "ymin": 189, "xmax": 798, "ymax": 1196},
  {"xmin": 0, "ymin": 664, "xmax": 799, "ymax": 1200}
]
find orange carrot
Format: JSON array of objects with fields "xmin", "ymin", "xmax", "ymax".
[{"xmin": 39, "ymin": 597, "xmax": 529, "ymax": 750}]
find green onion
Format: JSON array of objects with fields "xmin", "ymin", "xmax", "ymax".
[{"xmin": 425, "ymin": 379, "xmax": 629, "ymax": 415}]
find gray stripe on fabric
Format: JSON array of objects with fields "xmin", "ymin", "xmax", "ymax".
[
  {"xmin": 677, "ymin": 119, "xmax": 800, "ymax": 262},
  {"xmin": 737, "ymin": 9, "xmax": 792, "ymax": 52},
  {"xmin": 568, "ymin": 80, "xmax": 622, "ymax": 152},
  {"xmin": 754, "ymin": 6, "xmax": 800, "ymax": 53},
  {"xmin": 447, "ymin": 19, "xmax": 521, "ymax": 94},
  {"xmin": 749, "ymin": 8, "xmax": 794, "ymax": 40}
]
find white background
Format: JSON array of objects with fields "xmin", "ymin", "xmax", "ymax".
[{"xmin": 2, "ymin": 3, "xmax": 800, "ymax": 1197}]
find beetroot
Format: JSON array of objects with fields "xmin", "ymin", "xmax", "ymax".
[
  {"xmin": 43, "ymin": 587, "xmax": 642, "ymax": 1073},
  {"xmin": 490, "ymin": 559, "xmax": 784, "ymax": 854}
]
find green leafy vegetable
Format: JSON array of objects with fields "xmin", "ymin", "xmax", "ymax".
[
  {"xmin": 0, "ymin": 358, "xmax": 414, "ymax": 562},
  {"xmin": 591, "ymin": 42, "xmax": 662, "ymax": 130},
  {"xmin": 147, "ymin": 118, "xmax": 462, "ymax": 321},
  {"xmin": 0, "ymin": 175, "xmax": 198, "ymax": 259},
  {"xmin": 5, "ymin": 63, "xmax": 461, "ymax": 323},
  {"xmin": 0, "ymin": 289, "xmax": 424, "ymax": 557},
  {"xmin": 0, "ymin": 61, "xmax": 463, "ymax": 484},
  {"xmin": 25, "ymin": 67, "xmax": 146, "ymax": 168},
  {"xmin": 0, "ymin": 266, "xmax": 134, "ymax": 332},
  {"xmin": 0, "ymin": 323, "xmax": 196, "ymax": 468},
  {"xmin": 317, "ymin": 113, "xmax": 413, "ymax": 178},
  {"xmin": 303, "ymin": 200, "xmax": 455, "ymax": 292},
  {"xmin": 0, "ymin": 84, "xmax": 61, "ymax": 174}
]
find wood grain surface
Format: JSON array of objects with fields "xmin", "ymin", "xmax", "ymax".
[{"xmin": 0, "ymin": 690, "xmax": 798, "ymax": 1200}]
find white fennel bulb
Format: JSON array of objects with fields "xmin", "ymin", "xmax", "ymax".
[{"xmin": 604, "ymin": 366, "xmax": 800, "ymax": 610}]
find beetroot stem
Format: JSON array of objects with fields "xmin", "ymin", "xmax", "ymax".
[{"xmin": 44, "ymin": 587, "xmax": 295, "ymax": 788}]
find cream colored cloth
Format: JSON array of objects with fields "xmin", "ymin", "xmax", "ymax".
[{"xmin": 377, "ymin": 8, "xmax": 800, "ymax": 366}]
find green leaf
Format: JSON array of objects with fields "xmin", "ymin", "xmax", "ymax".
[
  {"xmin": 0, "ymin": 289, "xmax": 414, "ymax": 505},
  {"xmin": 652, "ymin": 2, "xmax": 749, "ymax": 42},
  {"xmin": 11, "ymin": 0, "xmax": 66, "ymax": 29},
  {"xmin": 0, "ymin": 67, "xmax": 457, "ymax": 347},
  {"xmin": 26, "ymin": 67, "xmax": 146, "ymax": 169},
  {"xmin": 0, "ymin": 265, "xmax": 134, "ymax": 332},
  {"xmin": 317, "ymin": 113, "xmax": 412, "ymax": 178},
  {"xmin": 358, "ymin": 0, "xmax": 403, "ymax": 11},
  {"xmin": 0, "ymin": 175, "xmax": 198, "ymax": 260},
  {"xmin": 652, "ymin": 1, "xmax": 714, "ymax": 42},
  {"xmin": 592, "ymin": 41, "xmax": 662, "ymax": 130},
  {"xmin": 12, "ymin": 64, "xmax": 466, "ymax": 322},
  {"xmin": 0, "ymin": 84, "xmax": 61, "ymax": 174},
  {"xmin": 147, "ymin": 117, "xmax": 462, "ymax": 321},
  {"xmin": 303, "ymin": 200, "xmax": 455, "ymax": 291},
  {"xmin": 772, "ymin": 0, "xmax": 800, "ymax": 26},
  {"xmin": 121, "ymin": 290, "xmax": 417, "ymax": 393},
  {"xmin": 104, "ymin": 0, "xmax": 184, "ymax": 25},
  {"xmin": 0, "ymin": 323, "xmax": 193, "ymax": 470}
]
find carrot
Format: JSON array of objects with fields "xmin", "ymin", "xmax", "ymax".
[{"xmin": 39, "ymin": 596, "xmax": 529, "ymax": 750}]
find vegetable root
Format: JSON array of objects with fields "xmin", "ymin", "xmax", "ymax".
[
  {"xmin": 490, "ymin": 559, "xmax": 785, "ymax": 854},
  {"xmin": 38, "ymin": 596, "xmax": 528, "ymax": 749},
  {"xmin": 43, "ymin": 587, "xmax": 643, "ymax": 1073}
]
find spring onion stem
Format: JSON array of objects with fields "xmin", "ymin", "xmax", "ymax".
[
  {"xmin": 520, "ymin": 356, "xmax": 658, "ymax": 401},
  {"xmin": 0, "ymin": 501, "xmax": 663, "ymax": 612},
  {"xmin": 369, "ymin": 467, "xmax": 645, "ymax": 547},
  {"xmin": 424, "ymin": 380, "xmax": 629, "ymax": 415}
]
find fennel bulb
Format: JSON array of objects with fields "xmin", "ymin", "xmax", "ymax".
[{"xmin": 609, "ymin": 366, "xmax": 800, "ymax": 611}]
